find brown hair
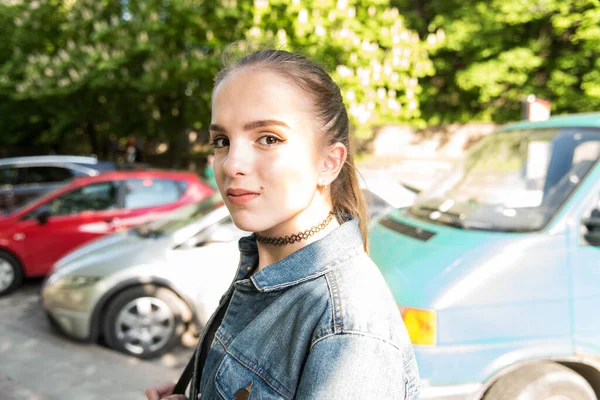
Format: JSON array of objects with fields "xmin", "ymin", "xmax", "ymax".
[{"xmin": 213, "ymin": 49, "xmax": 369, "ymax": 252}]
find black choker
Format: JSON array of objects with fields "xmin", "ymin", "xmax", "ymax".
[{"xmin": 255, "ymin": 212, "xmax": 335, "ymax": 246}]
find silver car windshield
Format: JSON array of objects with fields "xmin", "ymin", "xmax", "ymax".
[
  {"xmin": 133, "ymin": 194, "xmax": 223, "ymax": 237},
  {"xmin": 408, "ymin": 127, "xmax": 600, "ymax": 232}
]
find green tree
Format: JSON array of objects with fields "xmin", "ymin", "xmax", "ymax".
[
  {"xmin": 394, "ymin": 0, "xmax": 600, "ymax": 123},
  {"xmin": 0, "ymin": 0, "xmax": 433, "ymax": 158},
  {"xmin": 241, "ymin": 0, "xmax": 434, "ymax": 137},
  {"xmin": 0, "ymin": 0, "xmax": 220, "ymax": 158}
]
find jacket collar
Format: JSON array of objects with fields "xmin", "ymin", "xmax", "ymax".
[{"xmin": 236, "ymin": 216, "xmax": 364, "ymax": 292}]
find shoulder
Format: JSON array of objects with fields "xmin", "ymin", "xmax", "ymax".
[
  {"xmin": 316, "ymin": 252, "xmax": 412, "ymax": 351},
  {"xmin": 281, "ymin": 249, "xmax": 412, "ymax": 352}
]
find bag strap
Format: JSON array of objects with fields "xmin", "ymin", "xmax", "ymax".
[
  {"xmin": 173, "ymin": 349, "xmax": 196, "ymax": 395},
  {"xmin": 173, "ymin": 286, "xmax": 234, "ymax": 396},
  {"xmin": 172, "ymin": 296, "xmax": 228, "ymax": 396}
]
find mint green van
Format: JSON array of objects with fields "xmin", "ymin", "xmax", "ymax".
[{"xmin": 370, "ymin": 113, "xmax": 600, "ymax": 400}]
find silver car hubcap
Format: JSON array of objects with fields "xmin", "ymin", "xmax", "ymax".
[
  {"xmin": 0, "ymin": 259, "xmax": 15, "ymax": 293},
  {"xmin": 115, "ymin": 296, "xmax": 175, "ymax": 355}
]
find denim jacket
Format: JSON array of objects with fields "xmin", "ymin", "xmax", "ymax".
[{"xmin": 190, "ymin": 217, "xmax": 420, "ymax": 400}]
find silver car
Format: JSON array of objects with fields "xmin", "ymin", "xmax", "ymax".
[
  {"xmin": 42, "ymin": 185, "xmax": 411, "ymax": 359},
  {"xmin": 42, "ymin": 195, "xmax": 246, "ymax": 359}
]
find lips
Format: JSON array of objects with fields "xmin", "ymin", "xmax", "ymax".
[{"xmin": 226, "ymin": 188, "xmax": 260, "ymax": 205}]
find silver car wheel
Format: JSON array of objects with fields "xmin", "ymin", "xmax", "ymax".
[
  {"xmin": 0, "ymin": 259, "xmax": 15, "ymax": 293},
  {"xmin": 114, "ymin": 296, "xmax": 175, "ymax": 355}
]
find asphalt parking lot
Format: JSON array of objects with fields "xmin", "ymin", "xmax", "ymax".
[{"xmin": 0, "ymin": 280, "xmax": 195, "ymax": 400}]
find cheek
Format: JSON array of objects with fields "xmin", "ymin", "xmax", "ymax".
[{"xmin": 264, "ymin": 145, "xmax": 319, "ymax": 198}]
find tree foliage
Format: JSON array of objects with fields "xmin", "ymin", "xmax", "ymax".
[
  {"xmin": 0, "ymin": 0, "xmax": 433, "ymax": 156},
  {"xmin": 3, "ymin": 0, "xmax": 597, "ymax": 157},
  {"xmin": 393, "ymin": 0, "xmax": 600, "ymax": 123}
]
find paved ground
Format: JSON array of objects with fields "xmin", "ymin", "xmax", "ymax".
[{"xmin": 0, "ymin": 280, "xmax": 195, "ymax": 400}]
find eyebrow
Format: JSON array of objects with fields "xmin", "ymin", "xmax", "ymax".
[
  {"xmin": 208, "ymin": 124, "xmax": 226, "ymax": 133},
  {"xmin": 208, "ymin": 119, "xmax": 290, "ymax": 133}
]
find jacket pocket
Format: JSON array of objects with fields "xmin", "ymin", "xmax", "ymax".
[{"xmin": 215, "ymin": 354, "xmax": 288, "ymax": 400}]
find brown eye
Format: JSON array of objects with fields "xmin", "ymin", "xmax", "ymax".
[{"xmin": 257, "ymin": 135, "xmax": 282, "ymax": 146}]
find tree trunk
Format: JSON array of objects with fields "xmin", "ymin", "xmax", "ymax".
[
  {"xmin": 83, "ymin": 120, "xmax": 100, "ymax": 157},
  {"xmin": 166, "ymin": 95, "xmax": 188, "ymax": 169}
]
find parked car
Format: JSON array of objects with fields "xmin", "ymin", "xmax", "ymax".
[
  {"xmin": 369, "ymin": 112, "xmax": 600, "ymax": 400},
  {"xmin": 42, "ymin": 194, "xmax": 245, "ymax": 358},
  {"xmin": 360, "ymin": 171, "xmax": 418, "ymax": 219},
  {"xmin": 40, "ymin": 182, "xmax": 404, "ymax": 358},
  {"xmin": 0, "ymin": 155, "xmax": 116, "ymax": 212},
  {"xmin": 0, "ymin": 170, "xmax": 214, "ymax": 295}
]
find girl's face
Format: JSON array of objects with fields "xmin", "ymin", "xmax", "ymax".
[{"xmin": 210, "ymin": 68, "xmax": 325, "ymax": 234}]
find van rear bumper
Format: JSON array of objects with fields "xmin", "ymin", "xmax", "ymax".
[{"xmin": 419, "ymin": 383, "xmax": 481, "ymax": 400}]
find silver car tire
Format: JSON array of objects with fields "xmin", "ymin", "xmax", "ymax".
[
  {"xmin": 102, "ymin": 286, "xmax": 187, "ymax": 359},
  {"xmin": 0, "ymin": 250, "xmax": 24, "ymax": 296}
]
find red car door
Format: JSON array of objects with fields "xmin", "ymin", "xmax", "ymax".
[{"xmin": 17, "ymin": 180, "xmax": 123, "ymax": 276}]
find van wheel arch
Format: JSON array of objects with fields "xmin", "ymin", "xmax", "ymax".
[
  {"xmin": 557, "ymin": 361, "xmax": 600, "ymax": 399},
  {"xmin": 480, "ymin": 359, "xmax": 600, "ymax": 400}
]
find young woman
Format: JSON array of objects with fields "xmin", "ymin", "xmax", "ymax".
[{"xmin": 146, "ymin": 49, "xmax": 420, "ymax": 400}]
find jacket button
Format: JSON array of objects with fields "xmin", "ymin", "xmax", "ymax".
[{"xmin": 234, "ymin": 382, "xmax": 254, "ymax": 400}]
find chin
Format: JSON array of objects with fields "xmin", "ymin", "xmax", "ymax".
[{"xmin": 228, "ymin": 209, "xmax": 265, "ymax": 233}]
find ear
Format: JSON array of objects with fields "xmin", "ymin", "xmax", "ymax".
[{"xmin": 318, "ymin": 142, "xmax": 347, "ymax": 187}]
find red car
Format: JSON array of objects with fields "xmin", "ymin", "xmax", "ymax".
[{"xmin": 0, "ymin": 170, "xmax": 214, "ymax": 295}]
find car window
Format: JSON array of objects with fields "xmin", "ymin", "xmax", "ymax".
[
  {"xmin": 47, "ymin": 181, "xmax": 119, "ymax": 216},
  {"xmin": 409, "ymin": 127, "xmax": 600, "ymax": 232},
  {"xmin": 362, "ymin": 189, "xmax": 389, "ymax": 209},
  {"xmin": 24, "ymin": 166, "xmax": 74, "ymax": 184},
  {"xmin": 573, "ymin": 141, "xmax": 600, "ymax": 164},
  {"xmin": 0, "ymin": 167, "xmax": 18, "ymax": 186},
  {"xmin": 179, "ymin": 216, "xmax": 244, "ymax": 248},
  {"xmin": 124, "ymin": 179, "xmax": 182, "ymax": 209},
  {"xmin": 176, "ymin": 181, "xmax": 189, "ymax": 193}
]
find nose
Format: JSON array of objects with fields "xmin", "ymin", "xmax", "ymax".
[{"xmin": 221, "ymin": 140, "xmax": 252, "ymax": 178}]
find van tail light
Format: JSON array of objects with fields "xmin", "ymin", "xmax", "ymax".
[{"xmin": 400, "ymin": 306, "xmax": 437, "ymax": 346}]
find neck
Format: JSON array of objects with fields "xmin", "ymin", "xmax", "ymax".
[{"xmin": 255, "ymin": 205, "xmax": 339, "ymax": 272}]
